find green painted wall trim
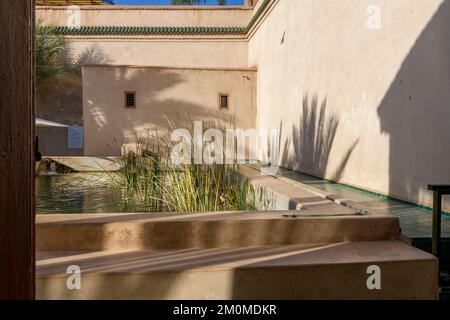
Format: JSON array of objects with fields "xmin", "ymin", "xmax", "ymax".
[
  {"xmin": 245, "ymin": 0, "xmax": 272, "ymax": 33},
  {"xmin": 51, "ymin": 0, "xmax": 272, "ymax": 36},
  {"xmin": 54, "ymin": 25, "xmax": 247, "ymax": 35}
]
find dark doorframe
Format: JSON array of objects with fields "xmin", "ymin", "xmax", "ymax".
[{"xmin": 0, "ymin": 0, "xmax": 35, "ymax": 300}]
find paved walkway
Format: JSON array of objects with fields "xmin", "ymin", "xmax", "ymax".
[
  {"xmin": 246, "ymin": 165, "xmax": 450, "ymax": 239},
  {"xmin": 241, "ymin": 165, "xmax": 359, "ymax": 216}
]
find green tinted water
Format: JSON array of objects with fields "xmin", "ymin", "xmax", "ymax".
[
  {"xmin": 276, "ymin": 168, "xmax": 450, "ymax": 238},
  {"xmin": 36, "ymin": 173, "xmax": 126, "ymax": 214},
  {"xmin": 36, "ymin": 170, "xmax": 450, "ymax": 239}
]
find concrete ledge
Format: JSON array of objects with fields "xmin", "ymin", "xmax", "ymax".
[
  {"xmin": 242, "ymin": 165, "xmax": 359, "ymax": 212},
  {"xmin": 42, "ymin": 156, "xmax": 123, "ymax": 172},
  {"xmin": 36, "ymin": 241, "xmax": 438, "ymax": 300},
  {"xmin": 37, "ymin": 212, "xmax": 400, "ymax": 251}
]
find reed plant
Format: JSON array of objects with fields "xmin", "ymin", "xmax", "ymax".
[{"xmin": 110, "ymin": 119, "xmax": 271, "ymax": 213}]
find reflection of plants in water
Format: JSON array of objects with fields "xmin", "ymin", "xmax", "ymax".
[
  {"xmin": 110, "ymin": 123, "xmax": 272, "ymax": 213},
  {"xmin": 36, "ymin": 173, "xmax": 122, "ymax": 214}
]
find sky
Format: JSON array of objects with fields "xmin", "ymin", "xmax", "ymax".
[{"xmin": 113, "ymin": 0, "xmax": 244, "ymax": 5}]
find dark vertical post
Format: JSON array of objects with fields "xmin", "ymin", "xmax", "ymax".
[
  {"xmin": 432, "ymin": 191, "xmax": 442, "ymax": 258},
  {"xmin": 0, "ymin": 0, "xmax": 35, "ymax": 300}
]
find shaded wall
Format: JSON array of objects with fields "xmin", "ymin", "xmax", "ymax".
[
  {"xmin": 37, "ymin": 127, "xmax": 83, "ymax": 157},
  {"xmin": 249, "ymin": 0, "xmax": 450, "ymax": 210},
  {"xmin": 37, "ymin": 75, "xmax": 84, "ymax": 156},
  {"xmin": 82, "ymin": 66, "xmax": 257, "ymax": 156}
]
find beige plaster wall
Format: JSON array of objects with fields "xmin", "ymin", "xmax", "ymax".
[
  {"xmin": 67, "ymin": 39, "xmax": 249, "ymax": 69},
  {"xmin": 249, "ymin": 0, "xmax": 450, "ymax": 210},
  {"xmin": 36, "ymin": 6, "xmax": 250, "ymax": 156},
  {"xmin": 37, "ymin": 1, "xmax": 450, "ymax": 210},
  {"xmin": 36, "ymin": 5, "xmax": 250, "ymax": 68},
  {"xmin": 36, "ymin": 5, "xmax": 252, "ymax": 27},
  {"xmin": 82, "ymin": 65, "xmax": 257, "ymax": 156}
]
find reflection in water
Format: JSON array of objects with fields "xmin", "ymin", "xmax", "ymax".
[
  {"xmin": 36, "ymin": 173, "xmax": 125, "ymax": 214},
  {"xmin": 36, "ymin": 171, "xmax": 272, "ymax": 214},
  {"xmin": 37, "ymin": 170, "xmax": 447, "ymax": 238}
]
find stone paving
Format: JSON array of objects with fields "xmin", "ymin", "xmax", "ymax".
[{"xmin": 245, "ymin": 165, "xmax": 450, "ymax": 239}]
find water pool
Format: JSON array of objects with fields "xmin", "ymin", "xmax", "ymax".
[
  {"xmin": 37, "ymin": 169, "xmax": 450, "ymax": 239},
  {"xmin": 276, "ymin": 168, "xmax": 450, "ymax": 238},
  {"xmin": 36, "ymin": 173, "xmax": 125, "ymax": 214},
  {"xmin": 36, "ymin": 172, "xmax": 273, "ymax": 214}
]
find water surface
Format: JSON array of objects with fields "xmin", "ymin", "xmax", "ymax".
[{"xmin": 36, "ymin": 173, "xmax": 125, "ymax": 214}]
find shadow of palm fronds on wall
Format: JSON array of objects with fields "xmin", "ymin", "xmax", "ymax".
[{"xmin": 279, "ymin": 95, "xmax": 359, "ymax": 180}]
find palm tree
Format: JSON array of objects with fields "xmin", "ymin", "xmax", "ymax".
[{"xmin": 35, "ymin": 21, "xmax": 67, "ymax": 86}]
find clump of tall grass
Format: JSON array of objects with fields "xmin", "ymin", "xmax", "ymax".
[
  {"xmin": 108, "ymin": 130, "xmax": 167, "ymax": 212},
  {"xmin": 159, "ymin": 163, "xmax": 265, "ymax": 212},
  {"xmin": 110, "ymin": 119, "xmax": 271, "ymax": 213}
]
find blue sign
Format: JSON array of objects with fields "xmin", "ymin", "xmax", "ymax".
[{"xmin": 68, "ymin": 125, "xmax": 84, "ymax": 149}]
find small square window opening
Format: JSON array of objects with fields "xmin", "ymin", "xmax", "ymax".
[
  {"xmin": 125, "ymin": 92, "xmax": 136, "ymax": 108},
  {"xmin": 219, "ymin": 94, "xmax": 229, "ymax": 110}
]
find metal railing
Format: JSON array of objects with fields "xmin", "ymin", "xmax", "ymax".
[{"xmin": 428, "ymin": 185, "xmax": 450, "ymax": 258}]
